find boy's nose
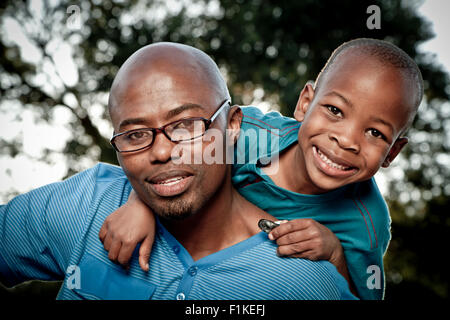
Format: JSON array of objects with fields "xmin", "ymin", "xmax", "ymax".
[{"xmin": 329, "ymin": 128, "xmax": 360, "ymax": 153}]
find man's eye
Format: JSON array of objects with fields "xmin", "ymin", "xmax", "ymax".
[
  {"xmin": 326, "ymin": 105, "xmax": 342, "ymax": 116},
  {"xmin": 368, "ymin": 128, "xmax": 386, "ymax": 140},
  {"xmin": 173, "ymin": 119, "xmax": 196, "ymax": 130},
  {"xmin": 126, "ymin": 131, "xmax": 150, "ymax": 140}
]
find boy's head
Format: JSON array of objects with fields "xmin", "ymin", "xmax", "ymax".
[{"xmin": 293, "ymin": 38, "xmax": 423, "ymax": 194}]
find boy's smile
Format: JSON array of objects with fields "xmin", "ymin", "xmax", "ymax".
[
  {"xmin": 312, "ymin": 145, "xmax": 358, "ymax": 178},
  {"xmin": 287, "ymin": 50, "xmax": 415, "ymax": 195}
]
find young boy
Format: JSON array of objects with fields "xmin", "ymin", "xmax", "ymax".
[{"xmin": 99, "ymin": 38, "xmax": 423, "ymax": 299}]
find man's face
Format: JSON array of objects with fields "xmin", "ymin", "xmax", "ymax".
[
  {"xmin": 110, "ymin": 66, "xmax": 229, "ymax": 220},
  {"xmin": 294, "ymin": 52, "xmax": 415, "ymax": 193}
]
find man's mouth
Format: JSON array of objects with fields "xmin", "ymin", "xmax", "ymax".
[
  {"xmin": 147, "ymin": 170, "xmax": 194, "ymax": 197},
  {"xmin": 312, "ymin": 146, "xmax": 358, "ymax": 177}
]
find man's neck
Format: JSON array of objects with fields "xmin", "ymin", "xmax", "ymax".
[{"xmin": 162, "ymin": 177, "xmax": 273, "ymax": 261}]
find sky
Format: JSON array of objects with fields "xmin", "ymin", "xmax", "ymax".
[
  {"xmin": 0, "ymin": 0, "xmax": 449, "ymax": 202},
  {"xmin": 417, "ymin": 0, "xmax": 450, "ymax": 74}
]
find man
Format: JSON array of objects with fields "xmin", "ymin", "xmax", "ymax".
[{"xmin": 0, "ymin": 42, "xmax": 355, "ymax": 299}]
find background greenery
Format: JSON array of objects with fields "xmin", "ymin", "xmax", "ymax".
[{"xmin": 0, "ymin": 0, "xmax": 448, "ymax": 299}]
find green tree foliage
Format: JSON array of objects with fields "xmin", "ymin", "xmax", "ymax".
[{"xmin": 0, "ymin": 0, "xmax": 448, "ymax": 299}]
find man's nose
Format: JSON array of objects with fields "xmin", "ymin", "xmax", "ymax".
[
  {"xmin": 329, "ymin": 125, "xmax": 360, "ymax": 153},
  {"xmin": 148, "ymin": 131, "xmax": 175, "ymax": 163}
]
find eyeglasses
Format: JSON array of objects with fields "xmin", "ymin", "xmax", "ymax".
[{"xmin": 110, "ymin": 99, "xmax": 231, "ymax": 153}]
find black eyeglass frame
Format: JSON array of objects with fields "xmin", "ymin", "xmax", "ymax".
[{"xmin": 110, "ymin": 99, "xmax": 231, "ymax": 153}]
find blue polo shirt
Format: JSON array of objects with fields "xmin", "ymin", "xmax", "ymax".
[
  {"xmin": 232, "ymin": 107, "xmax": 392, "ymax": 300},
  {"xmin": 0, "ymin": 163, "xmax": 356, "ymax": 300}
]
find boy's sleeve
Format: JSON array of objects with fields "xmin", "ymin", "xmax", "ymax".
[
  {"xmin": 344, "ymin": 246, "xmax": 387, "ymax": 300},
  {"xmin": 345, "ymin": 178, "xmax": 392, "ymax": 300},
  {"xmin": 0, "ymin": 164, "xmax": 102, "ymax": 287},
  {"xmin": 233, "ymin": 106, "xmax": 300, "ymax": 174},
  {"xmin": 234, "ymin": 107, "xmax": 268, "ymax": 166}
]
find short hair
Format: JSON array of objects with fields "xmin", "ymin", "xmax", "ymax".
[{"xmin": 314, "ymin": 38, "xmax": 424, "ymax": 127}]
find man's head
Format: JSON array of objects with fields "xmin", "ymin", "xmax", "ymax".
[
  {"xmin": 293, "ymin": 38, "xmax": 424, "ymax": 193},
  {"xmin": 108, "ymin": 42, "xmax": 242, "ymax": 220}
]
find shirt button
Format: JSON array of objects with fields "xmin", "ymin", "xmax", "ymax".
[
  {"xmin": 176, "ymin": 292, "xmax": 185, "ymax": 300},
  {"xmin": 188, "ymin": 266, "xmax": 198, "ymax": 276},
  {"xmin": 173, "ymin": 246, "xmax": 180, "ymax": 254}
]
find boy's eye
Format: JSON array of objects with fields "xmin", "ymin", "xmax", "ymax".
[
  {"xmin": 368, "ymin": 128, "xmax": 386, "ymax": 140},
  {"xmin": 325, "ymin": 105, "xmax": 343, "ymax": 117}
]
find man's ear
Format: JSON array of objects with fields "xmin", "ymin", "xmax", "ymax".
[
  {"xmin": 382, "ymin": 137, "xmax": 408, "ymax": 168},
  {"xmin": 294, "ymin": 83, "xmax": 315, "ymax": 122},
  {"xmin": 227, "ymin": 105, "xmax": 243, "ymax": 144}
]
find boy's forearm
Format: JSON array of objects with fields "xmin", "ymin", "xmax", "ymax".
[{"xmin": 330, "ymin": 248, "xmax": 358, "ymax": 297}]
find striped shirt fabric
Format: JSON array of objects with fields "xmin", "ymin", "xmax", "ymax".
[{"xmin": 0, "ymin": 163, "xmax": 356, "ymax": 300}]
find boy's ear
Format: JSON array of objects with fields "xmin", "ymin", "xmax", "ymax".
[
  {"xmin": 294, "ymin": 83, "xmax": 315, "ymax": 122},
  {"xmin": 382, "ymin": 137, "xmax": 408, "ymax": 168},
  {"xmin": 227, "ymin": 105, "xmax": 243, "ymax": 144}
]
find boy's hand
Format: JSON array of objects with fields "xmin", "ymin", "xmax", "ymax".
[
  {"xmin": 268, "ymin": 218, "xmax": 342, "ymax": 262},
  {"xmin": 99, "ymin": 191, "xmax": 155, "ymax": 271}
]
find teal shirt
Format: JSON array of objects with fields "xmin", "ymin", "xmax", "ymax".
[{"xmin": 232, "ymin": 107, "xmax": 391, "ymax": 300}]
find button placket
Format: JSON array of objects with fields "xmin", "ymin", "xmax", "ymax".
[
  {"xmin": 188, "ymin": 266, "xmax": 198, "ymax": 276},
  {"xmin": 176, "ymin": 292, "xmax": 185, "ymax": 300}
]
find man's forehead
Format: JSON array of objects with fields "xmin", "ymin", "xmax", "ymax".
[
  {"xmin": 109, "ymin": 76, "xmax": 219, "ymax": 131},
  {"xmin": 108, "ymin": 43, "xmax": 229, "ymax": 128},
  {"xmin": 111, "ymin": 53, "xmax": 221, "ymax": 105},
  {"xmin": 110, "ymin": 66, "xmax": 216, "ymax": 109},
  {"xmin": 114, "ymin": 62, "xmax": 189, "ymax": 96}
]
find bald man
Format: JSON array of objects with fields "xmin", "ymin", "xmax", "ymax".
[{"xmin": 0, "ymin": 43, "xmax": 355, "ymax": 300}]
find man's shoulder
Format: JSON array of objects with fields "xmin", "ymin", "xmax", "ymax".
[
  {"xmin": 51, "ymin": 162, "xmax": 126, "ymax": 187},
  {"xmin": 25, "ymin": 162, "xmax": 129, "ymax": 229},
  {"xmin": 94, "ymin": 162, "xmax": 127, "ymax": 181},
  {"xmin": 67, "ymin": 162, "xmax": 130, "ymax": 215},
  {"xmin": 251, "ymin": 239, "xmax": 356, "ymax": 299}
]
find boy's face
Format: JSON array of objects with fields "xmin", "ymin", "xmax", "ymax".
[{"xmin": 293, "ymin": 51, "xmax": 415, "ymax": 194}]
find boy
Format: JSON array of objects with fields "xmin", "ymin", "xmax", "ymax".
[{"xmin": 99, "ymin": 38, "xmax": 423, "ymax": 299}]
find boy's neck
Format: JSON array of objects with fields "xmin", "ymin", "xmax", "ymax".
[
  {"xmin": 162, "ymin": 175, "xmax": 273, "ymax": 261},
  {"xmin": 263, "ymin": 142, "xmax": 326, "ymax": 195}
]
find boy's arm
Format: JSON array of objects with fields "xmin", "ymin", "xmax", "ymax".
[
  {"xmin": 328, "ymin": 243, "xmax": 358, "ymax": 296},
  {"xmin": 99, "ymin": 189, "xmax": 155, "ymax": 271},
  {"xmin": 268, "ymin": 218, "xmax": 358, "ymax": 296}
]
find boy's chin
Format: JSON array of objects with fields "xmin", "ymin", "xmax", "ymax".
[
  {"xmin": 308, "ymin": 170, "xmax": 360, "ymax": 194},
  {"xmin": 311, "ymin": 179, "xmax": 347, "ymax": 194}
]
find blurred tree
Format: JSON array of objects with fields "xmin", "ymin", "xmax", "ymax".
[{"xmin": 0, "ymin": 0, "xmax": 448, "ymax": 299}]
